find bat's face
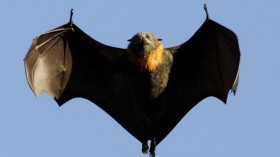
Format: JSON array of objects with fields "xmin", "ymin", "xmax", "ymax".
[
  {"xmin": 127, "ymin": 32, "xmax": 164, "ymax": 72},
  {"xmin": 127, "ymin": 32, "xmax": 162, "ymax": 57}
]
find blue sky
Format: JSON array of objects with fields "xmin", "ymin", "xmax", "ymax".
[{"xmin": 1, "ymin": 0, "xmax": 280, "ymax": 157}]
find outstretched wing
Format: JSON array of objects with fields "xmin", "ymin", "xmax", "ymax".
[
  {"xmin": 156, "ymin": 18, "xmax": 241, "ymax": 143},
  {"xmin": 24, "ymin": 22, "xmax": 124, "ymax": 99},
  {"xmin": 24, "ymin": 21, "xmax": 146, "ymax": 142}
]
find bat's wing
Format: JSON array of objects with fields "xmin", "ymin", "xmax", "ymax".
[
  {"xmin": 157, "ymin": 17, "xmax": 241, "ymax": 143},
  {"xmin": 24, "ymin": 17, "xmax": 146, "ymax": 142}
]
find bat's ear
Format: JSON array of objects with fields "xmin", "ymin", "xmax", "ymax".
[{"xmin": 158, "ymin": 38, "xmax": 162, "ymax": 41}]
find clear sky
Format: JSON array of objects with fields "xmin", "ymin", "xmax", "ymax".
[{"xmin": 1, "ymin": 0, "xmax": 280, "ymax": 157}]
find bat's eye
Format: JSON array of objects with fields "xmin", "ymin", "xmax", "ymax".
[{"xmin": 146, "ymin": 34, "xmax": 150, "ymax": 39}]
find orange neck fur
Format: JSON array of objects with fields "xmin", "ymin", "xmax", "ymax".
[{"xmin": 129, "ymin": 43, "xmax": 164, "ymax": 72}]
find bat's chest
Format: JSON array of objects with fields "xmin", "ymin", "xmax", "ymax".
[
  {"xmin": 133, "ymin": 61, "xmax": 173, "ymax": 99},
  {"xmin": 128, "ymin": 44, "xmax": 164, "ymax": 73},
  {"xmin": 110, "ymin": 52, "xmax": 173, "ymax": 102},
  {"xmin": 127, "ymin": 50, "xmax": 173, "ymax": 98}
]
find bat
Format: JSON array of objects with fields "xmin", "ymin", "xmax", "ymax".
[{"xmin": 24, "ymin": 4, "xmax": 240, "ymax": 157}]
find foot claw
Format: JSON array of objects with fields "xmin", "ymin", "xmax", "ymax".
[{"xmin": 149, "ymin": 152, "xmax": 155, "ymax": 157}]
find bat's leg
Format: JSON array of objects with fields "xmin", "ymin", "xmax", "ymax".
[
  {"xmin": 149, "ymin": 138, "xmax": 156, "ymax": 157},
  {"xmin": 142, "ymin": 140, "xmax": 149, "ymax": 154}
]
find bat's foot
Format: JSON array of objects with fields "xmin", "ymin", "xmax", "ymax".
[
  {"xmin": 142, "ymin": 141, "xmax": 149, "ymax": 154},
  {"xmin": 142, "ymin": 138, "xmax": 156, "ymax": 156},
  {"xmin": 149, "ymin": 138, "xmax": 156, "ymax": 157}
]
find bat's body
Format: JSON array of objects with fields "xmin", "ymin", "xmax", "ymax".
[
  {"xmin": 126, "ymin": 35, "xmax": 174, "ymax": 153},
  {"xmin": 24, "ymin": 5, "xmax": 240, "ymax": 157}
]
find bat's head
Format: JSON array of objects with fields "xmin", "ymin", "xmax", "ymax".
[
  {"xmin": 127, "ymin": 32, "xmax": 164, "ymax": 72},
  {"xmin": 127, "ymin": 32, "xmax": 162, "ymax": 57}
]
